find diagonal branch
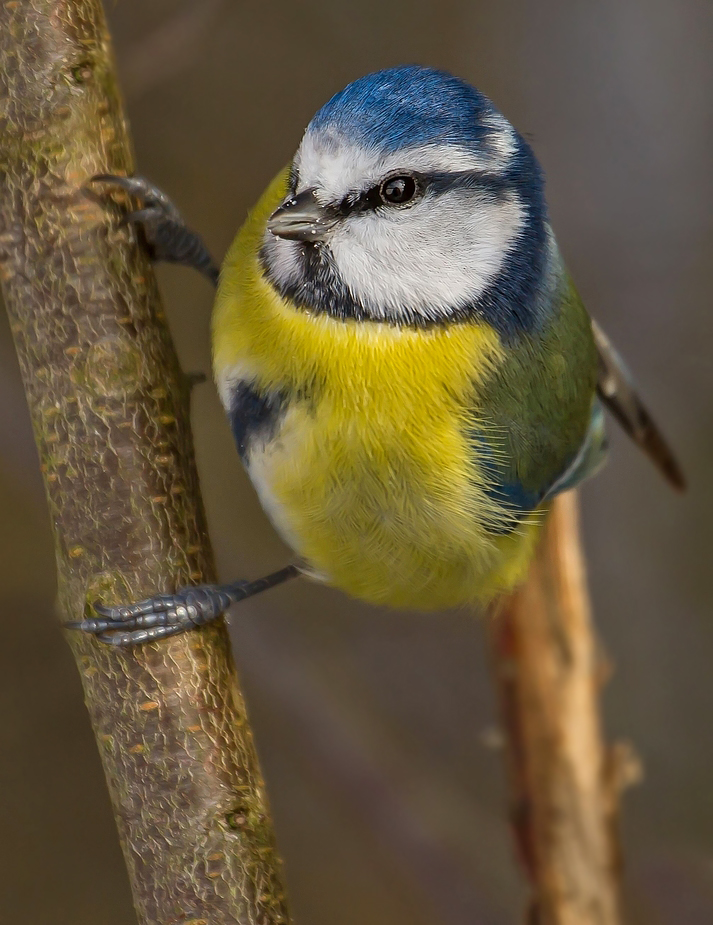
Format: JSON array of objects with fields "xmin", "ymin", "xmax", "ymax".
[
  {"xmin": 0, "ymin": 2, "xmax": 289, "ymax": 923},
  {"xmin": 488, "ymin": 492, "xmax": 637, "ymax": 925}
]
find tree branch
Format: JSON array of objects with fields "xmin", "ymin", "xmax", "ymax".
[
  {"xmin": 0, "ymin": 2, "xmax": 289, "ymax": 923},
  {"xmin": 488, "ymin": 492, "xmax": 637, "ymax": 925}
]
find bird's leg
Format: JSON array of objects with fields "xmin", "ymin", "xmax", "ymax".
[
  {"xmin": 89, "ymin": 174, "xmax": 220, "ymax": 286},
  {"xmin": 67, "ymin": 565, "xmax": 301, "ymax": 647},
  {"xmin": 80, "ymin": 175, "xmax": 284, "ymax": 647}
]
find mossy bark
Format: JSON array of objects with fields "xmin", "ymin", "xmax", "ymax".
[{"xmin": 0, "ymin": 2, "xmax": 289, "ymax": 923}]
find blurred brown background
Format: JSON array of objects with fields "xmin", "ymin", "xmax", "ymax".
[{"xmin": 1, "ymin": 1, "xmax": 712, "ymax": 923}]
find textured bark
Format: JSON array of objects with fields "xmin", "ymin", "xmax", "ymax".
[
  {"xmin": 489, "ymin": 492, "xmax": 636, "ymax": 925},
  {"xmin": 0, "ymin": 3, "xmax": 289, "ymax": 923}
]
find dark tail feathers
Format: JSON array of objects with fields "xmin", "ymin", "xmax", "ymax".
[{"xmin": 592, "ymin": 320, "xmax": 686, "ymax": 491}]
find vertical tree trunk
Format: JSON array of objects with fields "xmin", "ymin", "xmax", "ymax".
[
  {"xmin": 489, "ymin": 492, "xmax": 635, "ymax": 925},
  {"xmin": 0, "ymin": 3, "xmax": 289, "ymax": 923}
]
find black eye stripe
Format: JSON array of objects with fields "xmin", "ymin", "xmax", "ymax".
[
  {"xmin": 335, "ymin": 168, "xmax": 513, "ymax": 217},
  {"xmin": 339, "ymin": 185, "xmax": 384, "ymax": 216},
  {"xmin": 339, "ymin": 173, "xmax": 423, "ymax": 216},
  {"xmin": 426, "ymin": 169, "xmax": 512, "ymax": 198}
]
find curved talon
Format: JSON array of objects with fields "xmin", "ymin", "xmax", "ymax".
[
  {"xmin": 88, "ymin": 173, "xmax": 219, "ymax": 284},
  {"xmin": 89, "ymin": 174, "xmax": 183, "ymax": 220},
  {"xmin": 68, "ymin": 566, "xmax": 300, "ymax": 646},
  {"xmin": 65, "ymin": 618, "xmax": 110, "ymax": 633},
  {"xmin": 98, "ymin": 624, "xmax": 188, "ymax": 647},
  {"xmin": 68, "ymin": 584, "xmax": 234, "ymax": 646},
  {"xmin": 67, "ymin": 610, "xmax": 174, "ymax": 635},
  {"xmin": 94, "ymin": 593, "xmax": 184, "ymax": 620}
]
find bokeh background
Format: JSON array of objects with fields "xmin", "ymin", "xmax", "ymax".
[{"xmin": 1, "ymin": 1, "xmax": 712, "ymax": 922}]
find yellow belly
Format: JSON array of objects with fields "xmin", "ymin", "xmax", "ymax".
[
  {"xmin": 213, "ymin": 170, "xmax": 543, "ymax": 610},
  {"xmin": 245, "ymin": 397, "xmax": 543, "ymax": 609}
]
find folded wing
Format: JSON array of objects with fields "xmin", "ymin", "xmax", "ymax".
[{"xmin": 592, "ymin": 319, "xmax": 685, "ymax": 491}]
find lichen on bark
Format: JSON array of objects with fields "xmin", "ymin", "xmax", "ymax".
[{"xmin": 0, "ymin": 2, "xmax": 289, "ymax": 923}]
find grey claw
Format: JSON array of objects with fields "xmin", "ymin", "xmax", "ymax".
[
  {"xmin": 87, "ymin": 174, "xmax": 218, "ymax": 284},
  {"xmin": 66, "ymin": 617, "xmax": 117, "ymax": 633},
  {"xmin": 89, "ymin": 174, "xmax": 182, "ymax": 219},
  {"xmin": 97, "ymin": 624, "xmax": 187, "ymax": 647},
  {"xmin": 70, "ymin": 584, "xmax": 235, "ymax": 645},
  {"xmin": 66, "ymin": 567, "xmax": 299, "ymax": 646}
]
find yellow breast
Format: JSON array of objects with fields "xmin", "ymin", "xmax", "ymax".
[{"xmin": 212, "ymin": 170, "xmax": 542, "ymax": 609}]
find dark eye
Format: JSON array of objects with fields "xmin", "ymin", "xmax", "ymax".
[{"xmin": 380, "ymin": 175, "xmax": 418, "ymax": 205}]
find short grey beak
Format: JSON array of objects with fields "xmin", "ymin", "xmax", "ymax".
[{"xmin": 267, "ymin": 188, "xmax": 337, "ymax": 242}]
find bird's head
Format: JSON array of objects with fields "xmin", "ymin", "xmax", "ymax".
[{"xmin": 262, "ymin": 65, "xmax": 548, "ymax": 331}]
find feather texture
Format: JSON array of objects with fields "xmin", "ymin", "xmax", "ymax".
[
  {"xmin": 210, "ymin": 65, "xmax": 682, "ymax": 613},
  {"xmin": 213, "ymin": 171, "xmax": 599, "ymax": 609}
]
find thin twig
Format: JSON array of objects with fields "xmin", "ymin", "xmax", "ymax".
[{"xmin": 488, "ymin": 492, "xmax": 636, "ymax": 925}]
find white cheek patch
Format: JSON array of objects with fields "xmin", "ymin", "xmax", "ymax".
[
  {"xmin": 328, "ymin": 190, "xmax": 526, "ymax": 321},
  {"xmin": 261, "ymin": 233, "xmax": 303, "ymax": 298},
  {"xmin": 271, "ymin": 123, "xmax": 527, "ymax": 323}
]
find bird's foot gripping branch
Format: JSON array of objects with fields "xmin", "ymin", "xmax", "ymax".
[
  {"xmin": 90, "ymin": 174, "xmax": 221, "ymax": 284},
  {"xmin": 0, "ymin": 2, "xmax": 290, "ymax": 922},
  {"xmin": 68, "ymin": 565, "xmax": 300, "ymax": 646},
  {"xmin": 75, "ymin": 174, "xmax": 301, "ymax": 647}
]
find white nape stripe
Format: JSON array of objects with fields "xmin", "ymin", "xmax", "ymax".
[
  {"xmin": 295, "ymin": 133, "xmax": 515, "ymax": 206},
  {"xmin": 480, "ymin": 110, "xmax": 518, "ymax": 161}
]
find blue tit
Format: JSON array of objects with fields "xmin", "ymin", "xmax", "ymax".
[{"xmin": 81, "ymin": 66, "xmax": 683, "ymax": 645}]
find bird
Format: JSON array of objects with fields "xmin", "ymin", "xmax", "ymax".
[{"xmin": 76, "ymin": 65, "xmax": 684, "ymax": 646}]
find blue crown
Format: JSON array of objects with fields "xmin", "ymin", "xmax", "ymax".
[
  {"xmin": 308, "ymin": 65, "xmax": 504, "ymax": 155},
  {"xmin": 302, "ymin": 66, "xmax": 548, "ymax": 341}
]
